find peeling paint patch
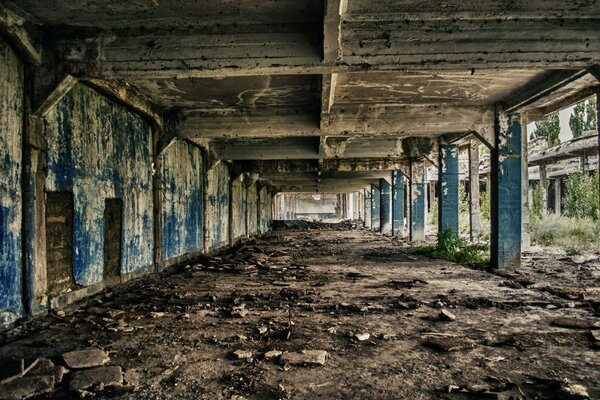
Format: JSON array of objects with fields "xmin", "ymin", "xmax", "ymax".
[
  {"xmin": 161, "ymin": 140, "xmax": 203, "ymax": 260},
  {"xmin": 45, "ymin": 84, "xmax": 154, "ymax": 286},
  {"xmin": 230, "ymin": 176, "xmax": 246, "ymax": 241},
  {"xmin": 371, "ymin": 184, "xmax": 381, "ymax": 230},
  {"xmin": 439, "ymin": 143, "xmax": 459, "ymax": 233},
  {"xmin": 0, "ymin": 38, "xmax": 24, "ymax": 317},
  {"xmin": 206, "ymin": 162, "xmax": 230, "ymax": 249}
]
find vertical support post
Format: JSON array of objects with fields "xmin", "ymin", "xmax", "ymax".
[
  {"xmin": 392, "ymin": 171, "xmax": 405, "ymax": 236},
  {"xmin": 371, "ymin": 183, "xmax": 381, "ymax": 231},
  {"xmin": 468, "ymin": 140, "xmax": 481, "ymax": 242},
  {"xmin": 491, "ymin": 111, "xmax": 522, "ymax": 269},
  {"xmin": 521, "ymin": 117, "xmax": 531, "ymax": 249},
  {"xmin": 554, "ymin": 178, "xmax": 562, "ymax": 214},
  {"xmin": 409, "ymin": 159, "xmax": 426, "ymax": 242},
  {"xmin": 379, "ymin": 178, "xmax": 392, "ymax": 234},
  {"xmin": 539, "ymin": 164, "xmax": 548, "ymax": 214},
  {"xmin": 364, "ymin": 188, "xmax": 372, "ymax": 228},
  {"xmin": 438, "ymin": 142, "xmax": 459, "ymax": 235}
]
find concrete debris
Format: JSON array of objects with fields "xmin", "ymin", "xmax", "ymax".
[
  {"xmin": 0, "ymin": 311, "xmax": 18, "ymax": 330},
  {"xmin": 354, "ymin": 333, "xmax": 370, "ymax": 341},
  {"xmin": 551, "ymin": 318, "xmax": 598, "ymax": 330},
  {"xmin": 423, "ymin": 336, "xmax": 475, "ymax": 352},
  {"xmin": 232, "ymin": 350, "xmax": 253, "ymax": 360},
  {"xmin": 591, "ymin": 330, "xmax": 600, "ymax": 342},
  {"xmin": 257, "ymin": 325, "xmax": 268, "ymax": 335},
  {"xmin": 280, "ymin": 350, "xmax": 327, "ymax": 366},
  {"xmin": 439, "ymin": 309, "xmax": 456, "ymax": 321},
  {"xmin": 231, "ymin": 305, "xmax": 249, "ymax": 318},
  {"xmin": 264, "ymin": 350, "xmax": 283, "ymax": 360},
  {"xmin": 0, "ymin": 375, "xmax": 55, "ymax": 400},
  {"xmin": 62, "ymin": 349, "xmax": 109, "ymax": 369},
  {"xmin": 69, "ymin": 366, "xmax": 123, "ymax": 391}
]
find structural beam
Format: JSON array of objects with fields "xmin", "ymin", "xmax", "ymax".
[
  {"xmin": 438, "ymin": 143, "xmax": 459, "ymax": 235},
  {"xmin": 409, "ymin": 159, "xmax": 426, "ymax": 242},
  {"xmin": 468, "ymin": 140, "xmax": 481, "ymax": 242},
  {"xmin": 539, "ymin": 164, "xmax": 548, "ymax": 214},
  {"xmin": 0, "ymin": 1, "xmax": 42, "ymax": 64},
  {"xmin": 391, "ymin": 171, "xmax": 404, "ymax": 237},
  {"xmin": 364, "ymin": 188, "xmax": 372, "ymax": 228},
  {"xmin": 491, "ymin": 112, "xmax": 522, "ymax": 269},
  {"xmin": 380, "ymin": 177, "xmax": 391, "ymax": 234},
  {"xmin": 371, "ymin": 184, "xmax": 380, "ymax": 231}
]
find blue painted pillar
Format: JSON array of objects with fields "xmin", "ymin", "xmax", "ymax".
[
  {"xmin": 364, "ymin": 188, "xmax": 372, "ymax": 228},
  {"xmin": 392, "ymin": 171, "xmax": 404, "ymax": 236},
  {"xmin": 371, "ymin": 184, "xmax": 381, "ymax": 231},
  {"xmin": 438, "ymin": 143, "xmax": 459, "ymax": 235},
  {"xmin": 410, "ymin": 159, "xmax": 426, "ymax": 242},
  {"xmin": 491, "ymin": 112, "xmax": 522, "ymax": 268},
  {"xmin": 380, "ymin": 178, "xmax": 392, "ymax": 234}
]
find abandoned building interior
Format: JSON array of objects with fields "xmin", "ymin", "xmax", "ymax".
[{"xmin": 0, "ymin": 0, "xmax": 599, "ymax": 399}]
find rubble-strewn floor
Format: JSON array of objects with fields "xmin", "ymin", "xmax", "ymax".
[{"xmin": 1, "ymin": 227, "xmax": 599, "ymax": 399}]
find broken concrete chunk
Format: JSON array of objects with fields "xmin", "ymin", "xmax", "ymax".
[
  {"xmin": 69, "ymin": 366, "xmax": 123, "ymax": 391},
  {"xmin": 232, "ymin": 350, "xmax": 253, "ymax": 360},
  {"xmin": 257, "ymin": 325, "xmax": 268, "ymax": 335},
  {"xmin": 354, "ymin": 333, "xmax": 370, "ymax": 341},
  {"xmin": 0, "ymin": 375, "xmax": 55, "ymax": 400},
  {"xmin": 62, "ymin": 348, "xmax": 109, "ymax": 369},
  {"xmin": 264, "ymin": 350, "xmax": 283, "ymax": 360},
  {"xmin": 280, "ymin": 350, "xmax": 327, "ymax": 366},
  {"xmin": 590, "ymin": 330, "xmax": 600, "ymax": 342},
  {"xmin": 551, "ymin": 318, "xmax": 594, "ymax": 330},
  {"xmin": 439, "ymin": 309, "xmax": 456, "ymax": 321},
  {"xmin": 231, "ymin": 305, "xmax": 248, "ymax": 318},
  {"xmin": 423, "ymin": 336, "xmax": 475, "ymax": 352}
]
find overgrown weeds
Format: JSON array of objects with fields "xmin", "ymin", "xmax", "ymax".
[
  {"xmin": 531, "ymin": 213, "xmax": 599, "ymax": 252},
  {"xmin": 411, "ymin": 228, "xmax": 489, "ymax": 267}
]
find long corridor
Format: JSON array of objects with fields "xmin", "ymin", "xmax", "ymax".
[{"xmin": 1, "ymin": 226, "xmax": 598, "ymax": 399}]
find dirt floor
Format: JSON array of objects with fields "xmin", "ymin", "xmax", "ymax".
[{"xmin": 1, "ymin": 225, "xmax": 599, "ymax": 399}]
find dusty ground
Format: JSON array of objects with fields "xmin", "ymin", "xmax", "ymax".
[{"xmin": 1, "ymin": 226, "xmax": 599, "ymax": 399}]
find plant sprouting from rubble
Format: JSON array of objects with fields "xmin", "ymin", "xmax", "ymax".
[{"xmin": 412, "ymin": 228, "xmax": 489, "ymax": 267}]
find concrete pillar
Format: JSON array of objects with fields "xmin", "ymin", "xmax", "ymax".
[
  {"xmin": 468, "ymin": 140, "xmax": 481, "ymax": 241},
  {"xmin": 409, "ymin": 159, "xmax": 426, "ymax": 242},
  {"xmin": 371, "ymin": 184, "xmax": 381, "ymax": 231},
  {"xmin": 521, "ymin": 117, "xmax": 531, "ymax": 249},
  {"xmin": 364, "ymin": 188, "xmax": 372, "ymax": 228},
  {"xmin": 539, "ymin": 164, "xmax": 548, "ymax": 213},
  {"xmin": 491, "ymin": 112, "xmax": 522, "ymax": 269},
  {"xmin": 554, "ymin": 178, "xmax": 562, "ymax": 214},
  {"xmin": 438, "ymin": 143, "xmax": 459, "ymax": 235},
  {"xmin": 392, "ymin": 171, "xmax": 405, "ymax": 237},
  {"xmin": 380, "ymin": 178, "xmax": 392, "ymax": 234}
]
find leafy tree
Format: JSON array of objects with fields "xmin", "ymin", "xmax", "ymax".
[
  {"xmin": 530, "ymin": 112, "xmax": 560, "ymax": 147},
  {"xmin": 569, "ymin": 98, "xmax": 597, "ymax": 138},
  {"xmin": 563, "ymin": 171, "xmax": 599, "ymax": 221}
]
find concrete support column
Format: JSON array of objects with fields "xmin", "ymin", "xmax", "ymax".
[
  {"xmin": 364, "ymin": 188, "xmax": 372, "ymax": 228},
  {"xmin": 521, "ymin": 117, "xmax": 531, "ymax": 249},
  {"xmin": 554, "ymin": 178, "xmax": 562, "ymax": 214},
  {"xmin": 539, "ymin": 164, "xmax": 548, "ymax": 214},
  {"xmin": 468, "ymin": 140, "xmax": 481, "ymax": 241},
  {"xmin": 380, "ymin": 178, "xmax": 392, "ymax": 234},
  {"xmin": 409, "ymin": 159, "xmax": 426, "ymax": 242},
  {"xmin": 392, "ymin": 171, "xmax": 405, "ymax": 237},
  {"xmin": 438, "ymin": 143, "xmax": 459, "ymax": 235},
  {"xmin": 371, "ymin": 184, "xmax": 381, "ymax": 231},
  {"xmin": 491, "ymin": 112, "xmax": 522, "ymax": 269}
]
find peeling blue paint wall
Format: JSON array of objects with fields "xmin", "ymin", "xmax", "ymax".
[
  {"xmin": 45, "ymin": 84, "xmax": 154, "ymax": 286},
  {"xmin": 491, "ymin": 114, "xmax": 522, "ymax": 268},
  {"xmin": 161, "ymin": 140, "xmax": 204, "ymax": 260},
  {"xmin": 230, "ymin": 176, "xmax": 246, "ymax": 241},
  {"xmin": 438, "ymin": 143, "xmax": 459, "ymax": 234},
  {"xmin": 392, "ymin": 171, "xmax": 404, "ymax": 236},
  {"xmin": 0, "ymin": 38, "xmax": 24, "ymax": 318},
  {"xmin": 206, "ymin": 162, "xmax": 230, "ymax": 249},
  {"xmin": 247, "ymin": 182, "xmax": 258, "ymax": 235}
]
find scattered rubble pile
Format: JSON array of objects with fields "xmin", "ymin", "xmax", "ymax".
[
  {"xmin": 0, "ymin": 228, "xmax": 598, "ymax": 399},
  {"xmin": 272, "ymin": 219, "xmax": 361, "ymax": 231}
]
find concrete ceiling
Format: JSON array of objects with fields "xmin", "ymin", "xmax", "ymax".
[{"xmin": 11, "ymin": 0, "xmax": 600, "ymax": 193}]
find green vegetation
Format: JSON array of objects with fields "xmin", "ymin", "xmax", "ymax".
[
  {"xmin": 569, "ymin": 98, "xmax": 597, "ymax": 138},
  {"xmin": 563, "ymin": 171, "xmax": 599, "ymax": 221},
  {"xmin": 412, "ymin": 228, "xmax": 489, "ymax": 267},
  {"xmin": 530, "ymin": 112, "xmax": 560, "ymax": 147},
  {"xmin": 531, "ymin": 184, "xmax": 545, "ymax": 219}
]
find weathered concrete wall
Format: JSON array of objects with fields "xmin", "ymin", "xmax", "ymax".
[
  {"xmin": 161, "ymin": 139, "xmax": 204, "ymax": 260},
  {"xmin": 294, "ymin": 194, "xmax": 338, "ymax": 219},
  {"xmin": 246, "ymin": 181, "xmax": 259, "ymax": 235},
  {"xmin": 206, "ymin": 161, "xmax": 230, "ymax": 249},
  {"xmin": 230, "ymin": 175, "xmax": 247, "ymax": 242},
  {"xmin": 258, "ymin": 186, "xmax": 272, "ymax": 233},
  {"xmin": 45, "ymin": 84, "xmax": 154, "ymax": 286},
  {"xmin": 0, "ymin": 38, "xmax": 24, "ymax": 321}
]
